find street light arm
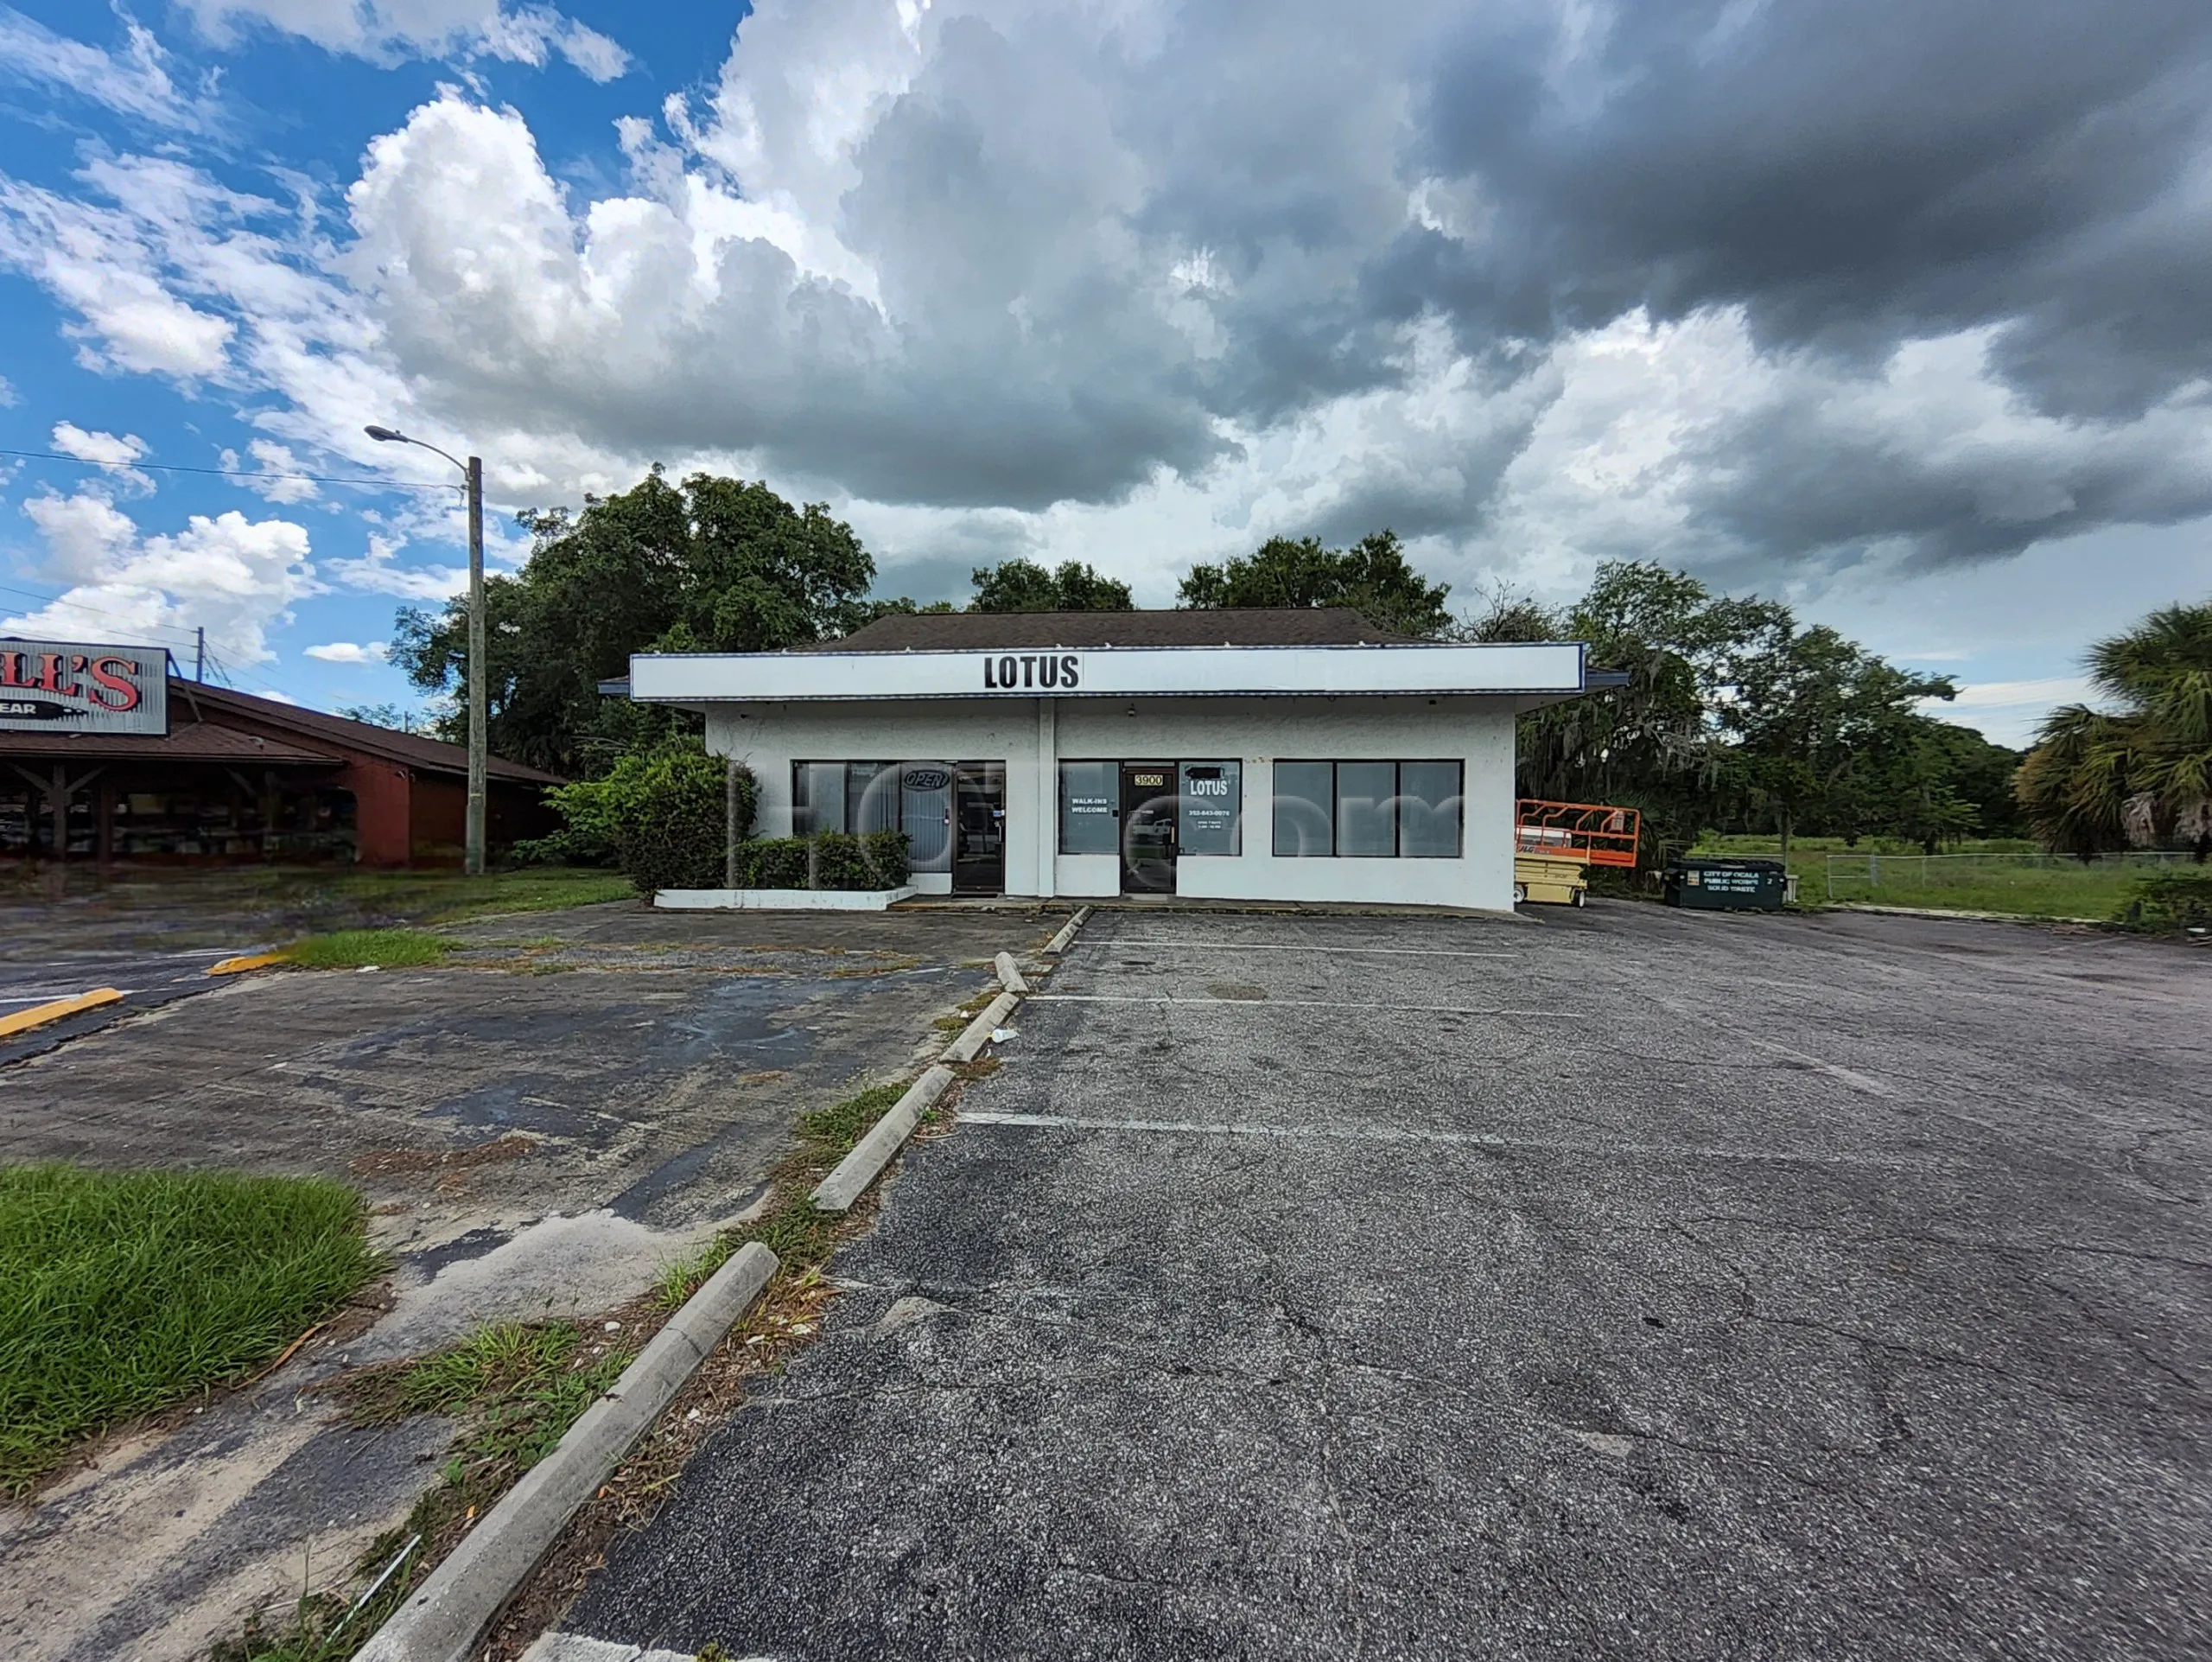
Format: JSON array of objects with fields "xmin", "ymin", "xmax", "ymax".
[{"xmin": 362, "ymin": 424, "xmax": 467, "ymax": 475}]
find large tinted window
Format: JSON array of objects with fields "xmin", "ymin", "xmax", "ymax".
[
  {"xmin": 899, "ymin": 763, "xmax": 952, "ymax": 870},
  {"xmin": 849, "ymin": 762, "xmax": 899, "ymax": 835},
  {"xmin": 1274, "ymin": 761, "xmax": 1465, "ymax": 858},
  {"xmin": 1178, "ymin": 761, "xmax": 1241, "ymax": 856},
  {"xmin": 1335, "ymin": 761, "xmax": 1397, "ymax": 857},
  {"xmin": 1058, "ymin": 761, "xmax": 1119, "ymax": 855},
  {"xmin": 1397, "ymin": 761, "xmax": 1463, "ymax": 857},
  {"xmin": 791, "ymin": 762, "xmax": 846, "ymax": 837},
  {"xmin": 1273, "ymin": 761, "xmax": 1335, "ymax": 856}
]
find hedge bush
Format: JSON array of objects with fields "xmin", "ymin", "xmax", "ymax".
[
  {"xmin": 542, "ymin": 743, "xmax": 755, "ymax": 895},
  {"xmin": 2114, "ymin": 867, "xmax": 2212, "ymax": 933},
  {"xmin": 729, "ymin": 831, "xmax": 912, "ymax": 891}
]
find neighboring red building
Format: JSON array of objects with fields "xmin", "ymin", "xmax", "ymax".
[{"xmin": 0, "ymin": 678, "xmax": 562, "ymax": 869}]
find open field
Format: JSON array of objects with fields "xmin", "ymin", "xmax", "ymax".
[{"xmin": 1691, "ymin": 835, "xmax": 2196, "ymax": 917}]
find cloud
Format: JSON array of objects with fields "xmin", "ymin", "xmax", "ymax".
[
  {"xmin": 178, "ymin": 0, "xmax": 630, "ymax": 80},
  {"xmin": 303, "ymin": 640, "xmax": 386, "ymax": 663},
  {"xmin": 51, "ymin": 420, "xmax": 149, "ymax": 469},
  {"xmin": 0, "ymin": 6, "xmax": 214, "ymax": 129},
  {"xmin": 7, "ymin": 489, "xmax": 321, "ymax": 664},
  {"xmin": 326, "ymin": 532, "xmax": 467, "ymax": 601},
  {"xmin": 0, "ymin": 0, "xmax": 2207, "ymax": 625},
  {"xmin": 219, "ymin": 439, "xmax": 321, "ymax": 503}
]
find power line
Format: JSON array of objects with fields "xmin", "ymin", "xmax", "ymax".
[
  {"xmin": 0, "ymin": 581, "xmax": 211, "ymax": 649},
  {"xmin": 0, "ymin": 446, "xmax": 463, "ymax": 494}
]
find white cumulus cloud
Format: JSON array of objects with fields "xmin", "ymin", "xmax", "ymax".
[
  {"xmin": 303, "ymin": 640, "xmax": 386, "ymax": 663},
  {"xmin": 7, "ymin": 489, "xmax": 321, "ymax": 665},
  {"xmin": 178, "ymin": 0, "xmax": 629, "ymax": 80}
]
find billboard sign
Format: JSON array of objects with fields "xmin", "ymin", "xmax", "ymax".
[{"xmin": 0, "ymin": 641, "xmax": 170, "ymax": 735}]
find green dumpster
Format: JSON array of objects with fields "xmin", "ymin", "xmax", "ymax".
[{"xmin": 1663, "ymin": 856, "xmax": 1789, "ymax": 911}]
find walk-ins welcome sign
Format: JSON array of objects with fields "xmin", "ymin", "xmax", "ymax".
[{"xmin": 0, "ymin": 640, "xmax": 169, "ymax": 735}]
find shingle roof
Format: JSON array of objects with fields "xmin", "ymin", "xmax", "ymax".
[
  {"xmin": 817, "ymin": 608, "xmax": 1420, "ymax": 653},
  {"xmin": 0, "ymin": 721, "xmax": 340, "ymax": 765},
  {"xmin": 174, "ymin": 682, "xmax": 563, "ymax": 783}
]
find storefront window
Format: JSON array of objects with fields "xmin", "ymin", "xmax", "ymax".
[
  {"xmin": 1178, "ymin": 761, "xmax": 1242, "ymax": 856},
  {"xmin": 1398, "ymin": 761, "xmax": 1464, "ymax": 857},
  {"xmin": 791, "ymin": 762, "xmax": 846, "ymax": 836},
  {"xmin": 1058, "ymin": 761, "xmax": 1118, "ymax": 854},
  {"xmin": 1275, "ymin": 761, "xmax": 1463, "ymax": 858},
  {"xmin": 1273, "ymin": 761, "xmax": 1335, "ymax": 856},
  {"xmin": 849, "ymin": 762, "xmax": 900, "ymax": 835},
  {"xmin": 1335, "ymin": 761, "xmax": 1397, "ymax": 857},
  {"xmin": 899, "ymin": 763, "xmax": 953, "ymax": 870}
]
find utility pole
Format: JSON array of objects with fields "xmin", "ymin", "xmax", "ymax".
[
  {"xmin": 365, "ymin": 424, "xmax": 488, "ymax": 876},
  {"xmin": 195, "ymin": 627, "xmax": 206, "ymax": 683},
  {"xmin": 465, "ymin": 455, "xmax": 486, "ymax": 877}
]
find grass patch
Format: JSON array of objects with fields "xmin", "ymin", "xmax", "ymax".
[
  {"xmin": 219, "ymin": 1317, "xmax": 635, "ymax": 1661},
  {"xmin": 282, "ymin": 867, "xmax": 633, "ymax": 926},
  {"xmin": 1688, "ymin": 837, "xmax": 2199, "ymax": 919},
  {"xmin": 283, "ymin": 929, "xmax": 454, "ymax": 970},
  {"xmin": 0, "ymin": 1163, "xmax": 380, "ymax": 1498}
]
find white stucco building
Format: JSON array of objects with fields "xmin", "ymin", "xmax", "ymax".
[{"xmin": 621, "ymin": 609, "xmax": 1618, "ymax": 912}]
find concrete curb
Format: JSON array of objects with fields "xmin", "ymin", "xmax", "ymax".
[
  {"xmin": 1827, "ymin": 901, "xmax": 2106, "ymax": 926},
  {"xmin": 353, "ymin": 1241, "xmax": 780, "ymax": 1662},
  {"xmin": 810, "ymin": 906, "xmax": 1091, "ymax": 1213},
  {"xmin": 0, "ymin": 987, "xmax": 122, "ymax": 1041},
  {"xmin": 1043, "ymin": 906, "xmax": 1092, "ymax": 954},
  {"xmin": 207, "ymin": 952, "xmax": 284, "ymax": 977},
  {"xmin": 810, "ymin": 1065, "xmax": 957, "ymax": 1213},
  {"xmin": 943, "ymin": 990, "xmax": 1020, "ymax": 1065}
]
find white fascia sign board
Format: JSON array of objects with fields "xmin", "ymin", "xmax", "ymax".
[
  {"xmin": 629, "ymin": 641, "xmax": 1586, "ymax": 704},
  {"xmin": 0, "ymin": 640, "xmax": 169, "ymax": 735}
]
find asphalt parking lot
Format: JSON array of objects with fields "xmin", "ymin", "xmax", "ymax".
[
  {"xmin": 563, "ymin": 903, "xmax": 2212, "ymax": 1662},
  {"xmin": 0, "ymin": 899, "xmax": 1043, "ymax": 1662}
]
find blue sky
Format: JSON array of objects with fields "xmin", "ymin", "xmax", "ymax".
[{"xmin": 1, "ymin": 1, "xmax": 2205, "ymax": 742}]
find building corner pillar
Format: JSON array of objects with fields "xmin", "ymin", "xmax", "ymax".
[{"xmin": 1035, "ymin": 697, "xmax": 1057, "ymax": 898}]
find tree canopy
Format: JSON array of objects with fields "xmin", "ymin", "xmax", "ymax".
[
  {"xmin": 2016, "ymin": 602, "xmax": 2212, "ymax": 859},
  {"xmin": 1177, "ymin": 530, "xmax": 1453, "ymax": 639},
  {"xmin": 390, "ymin": 468, "xmax": 878, "ymax": 776},
  {"xmin": 969, "ymin": 558, "xmax": 1134, "ymax": 613}
]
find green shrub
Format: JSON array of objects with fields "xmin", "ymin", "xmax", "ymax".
[
  {"xmin": 543, "ymin": 742, "xmax": 754, "ymax": 895},
  {"xmin": 2114, "ymin": 867, "xmax": 2212, "ymax": 933},
  {"xmin": 724, "ymin": 831, "xmax": 912, "ymax": 891},
  {"xmin": 740, "ymin": 837, "xmax": 810, "ymax": 889}
]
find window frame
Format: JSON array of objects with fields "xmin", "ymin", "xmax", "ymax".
[{"xmin": 1271, "ymin": 761, "xmax": 1465, "ymax": 859}]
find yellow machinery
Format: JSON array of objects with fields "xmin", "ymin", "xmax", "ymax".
[{"xmin": 1512, "ymin": 799, "xmax": 1641, "ymax": 907}]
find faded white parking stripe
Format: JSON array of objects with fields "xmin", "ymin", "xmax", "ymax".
[
  {"xmin": 1100, "ymin": 940, "xmax": 1519, "ymax": 958},
  {"xmin": 1029, "ymin": 994, "xmax": 1570, "ymax": 1016},
  {"xmin": 958, "ymin": 1111, "xmax": 1942, "ymax": 1168}
]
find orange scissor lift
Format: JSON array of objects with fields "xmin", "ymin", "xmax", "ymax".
[{"xmin": 1513, "ymin": 799, "xmax": 1641, "ymax": 907}]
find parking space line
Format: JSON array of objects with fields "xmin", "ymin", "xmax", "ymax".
[
  {"xmin": 958, "ymin": 1111, "xmax": 1940, "ymax": 1168},
  {"xmin": 1099, "ymin": 941, "xmax": 1519, "ymax": 958},
  {"xmin": 1029, "ymin": 994, "xmax": 1572, "ymax": 1016}
]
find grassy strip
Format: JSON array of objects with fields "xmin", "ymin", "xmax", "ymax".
[
  {"xmin": 218, "ymin": 1075, "xmax": 938, "ymax": 1660},
  {"xmin": 276, "ymin": 868, "xmax": 633, "ymax": 927},
  {"xmin": 283, "ymin": 929, "xmax": 455, "ymax": 970},
  {"xmin": 0, "ymin": 1163, "xmax": 381, "ymax": 1497},
  {"xmin": 216, "ymin": 1318, "xmax": 639, "ymax": 1662},
  {"xmin": 654, "ymin": 1081, "xmax": 909, "ymax": 1307}
]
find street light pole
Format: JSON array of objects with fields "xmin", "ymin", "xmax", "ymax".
[
  {"xmin": 365, "ymin": 424, "xmax": 487, "ymax": 876},
  {"xmin": 465, "ymin": 455, "xmax": 486, "ymax": 877}
]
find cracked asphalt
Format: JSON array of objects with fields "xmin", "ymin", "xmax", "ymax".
[{"xmin": 563, "ymin": 904, "xmax": 2211, "ymax": 1661}]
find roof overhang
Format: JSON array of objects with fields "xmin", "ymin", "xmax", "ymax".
[{"xmin": 626, "ymin": 641, "xmax": 1592, "ymax": 704}]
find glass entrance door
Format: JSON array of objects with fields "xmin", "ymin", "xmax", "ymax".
[
  {"xmin": 1120, "ymin": 763, "xmax": 1177, "ymax": 894},
  {"xmin": 951, "ymin": 761, "xmax": 1006, "ymax": 894}
]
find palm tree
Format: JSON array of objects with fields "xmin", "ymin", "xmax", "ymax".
[{"xmin": 2018, "ymin": 602, "xmax": 2212, "ymax": 860}]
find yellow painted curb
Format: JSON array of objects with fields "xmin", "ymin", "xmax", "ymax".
[
  {"xmin": 207, "ymin": 952, "xmax": 288, "ymax": 977},
  {"xmin": 0, "ymin": 987, "xmax": 125, "ymax": 1041}
]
